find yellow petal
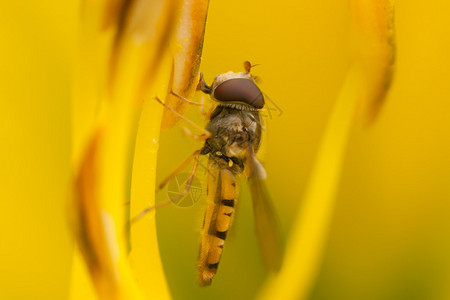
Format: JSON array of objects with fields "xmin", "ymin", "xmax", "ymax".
[
  {"xmin": 161, "ymin": 0, "xmax": 210, "ymax": 130},
  {"xmin": 128, "ymin": 54, "xmax": 173, "ymax": 300},
  {"xmin": 259, "ymin": 1, "xmax": 395, "ymax": 299},
  {"xmin": 350, "ymin": 0, "xmax": 396, "ymax": 123},
  {"xmin": 70, "ymin": 1, "xmax": 181, "ymax": 299},
  {"xmin": 259, "ymin": 67, "xmax": 363, "ymax": 300}
]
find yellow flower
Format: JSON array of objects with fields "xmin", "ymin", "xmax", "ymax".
[
  {"xmin": 3, "ymin": 1, "xmax": 450, "ymax": 299},
  {"xmin": 70, "ymin": 0, "xmax": 209, "ymax": 299}
]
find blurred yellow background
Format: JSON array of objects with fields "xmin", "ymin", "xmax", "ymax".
[
  {"xmin": 0, "ymin": 1, "xmax": 76, "ymax": 299},
  {"xmin": 1, "ymin": 0, "xmax": 450, "ymax": 299}
]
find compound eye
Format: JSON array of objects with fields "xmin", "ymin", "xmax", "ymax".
[{"xmin": 213, "ymin": 78, "xmax": 264, "ymax": 109}]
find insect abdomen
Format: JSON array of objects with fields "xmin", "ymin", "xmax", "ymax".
[{"xmin": 198, "ymin": 166, "xmax": 236, "ymax": 286}]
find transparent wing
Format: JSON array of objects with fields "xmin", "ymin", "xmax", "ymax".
[{"xmin": 246, "ymin": 148, "xmax": 283, "ymax": 271}]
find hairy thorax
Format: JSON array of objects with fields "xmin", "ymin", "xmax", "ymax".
[{"xmin": 201, "ymin": 105, "xmax": 262, "ymax": 174}]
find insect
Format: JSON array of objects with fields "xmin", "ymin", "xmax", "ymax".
[
  {"xmin": 132, "ymin": 61, "xmax": 282, "ymax": 286},
  {"xmin": 194, "ymin": 62, "xmax": 282, "ymax": 285}
]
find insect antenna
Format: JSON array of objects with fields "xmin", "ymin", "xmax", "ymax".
[{"xmin": 244, "ymin": 61, "xmax": 261, "ymax": 73}]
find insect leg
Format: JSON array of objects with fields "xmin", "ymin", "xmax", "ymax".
[
  {"xmin": 202, "ymin": 99, "xmax": 216, "ymax": 120},
  {"xmin": 129, "ymin": 150, "xmax": 202, "ymax": 225},
  {"xmin": 199, "ymin": 94, "xmax": 208, "ymax": 117},
  {"xmin": 178, "ymin": 93, "xmax": 215, "ymax": 140},
  {"xmin": 169, "ymin": 90, "xmax": 205, "ymax": 106},
  {"xmin": 123, "ymin": 149, "xmax": 201, "ymax": 207},
  {"xmin": 171, "ymin": 91, "xmax": 214, "ymax": 122},
  {"xmin": 156, "ymin": 149, "xmax": 201, "ymax": 192},
  {"xmin": 154, "ymin": 96, "xmax": 211, "ymax": 139},
  {"xmin": 180, "ymin": 126, "xmax": 211, "ymax": 141}
]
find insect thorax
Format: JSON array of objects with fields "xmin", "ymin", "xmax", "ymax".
[{"xmin": 201, "ymin": 105, "xmax": 262, "ymax": 174}]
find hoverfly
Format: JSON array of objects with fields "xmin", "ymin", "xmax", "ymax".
[
  {"xmin": 194, "ymin": 62, "xmax": 282, "ymax": 285},
  {"xmin": 133, "ymin": 62, "xmax": 282, "ymax": 286}
]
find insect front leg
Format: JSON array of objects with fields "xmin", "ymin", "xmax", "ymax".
[
  {"xmin": 169, "ymin": 89, "xmax": 215, "ymax": 120},
  {"xmin": 169, "ymin": 90, "xmax": 205, "ymax": 106},
  {"xmin": 199, "ymin": 94, "xmax": 216, "ymax": 120},
  {"xmin": 181, "ymin": 126, "xmax": 212, "ymax": 141},
  {"xmin": 170, "ymin": 72, "xmax": 215, "ymax": 120},
  {"xmin": 154, "ymin": 96, "xmax": 212, "ymax": 140}
]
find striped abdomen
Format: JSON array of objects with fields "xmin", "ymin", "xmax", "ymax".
[{"xmin": 198, "ymin": 163, "xmax": 237, "ymax": 286}]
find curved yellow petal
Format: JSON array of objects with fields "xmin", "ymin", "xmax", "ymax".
[
  {"xmin": 161, "ymin": 0, "xmax": 210, "ymax": 130},
  {"xmin": 128, "ymin": 54, "xmax": 173, "ymax": 300},
  {"xmin": 70, "ymin": 1, "xmax": 181, "ymax": 299},
  {"xmin": 350, "ymin": 0, "xmax": 396, "ymax": 123},
  {"xmin": 259, "ymin": 67, "xmax": 363, "ymax": 300},
  {"xmin": 259, "ymin": 1, "xmax": 396, "ymax": 299}
]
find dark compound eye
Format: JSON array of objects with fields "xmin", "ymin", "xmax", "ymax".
[{"xmin": 213, "ymin": 78, "xmax": 265, "ymax": 109}]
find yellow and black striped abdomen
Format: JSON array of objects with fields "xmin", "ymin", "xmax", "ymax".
[{"xmin": 198, "ymin": 164, "xmax": 237, "ymax": 286}]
